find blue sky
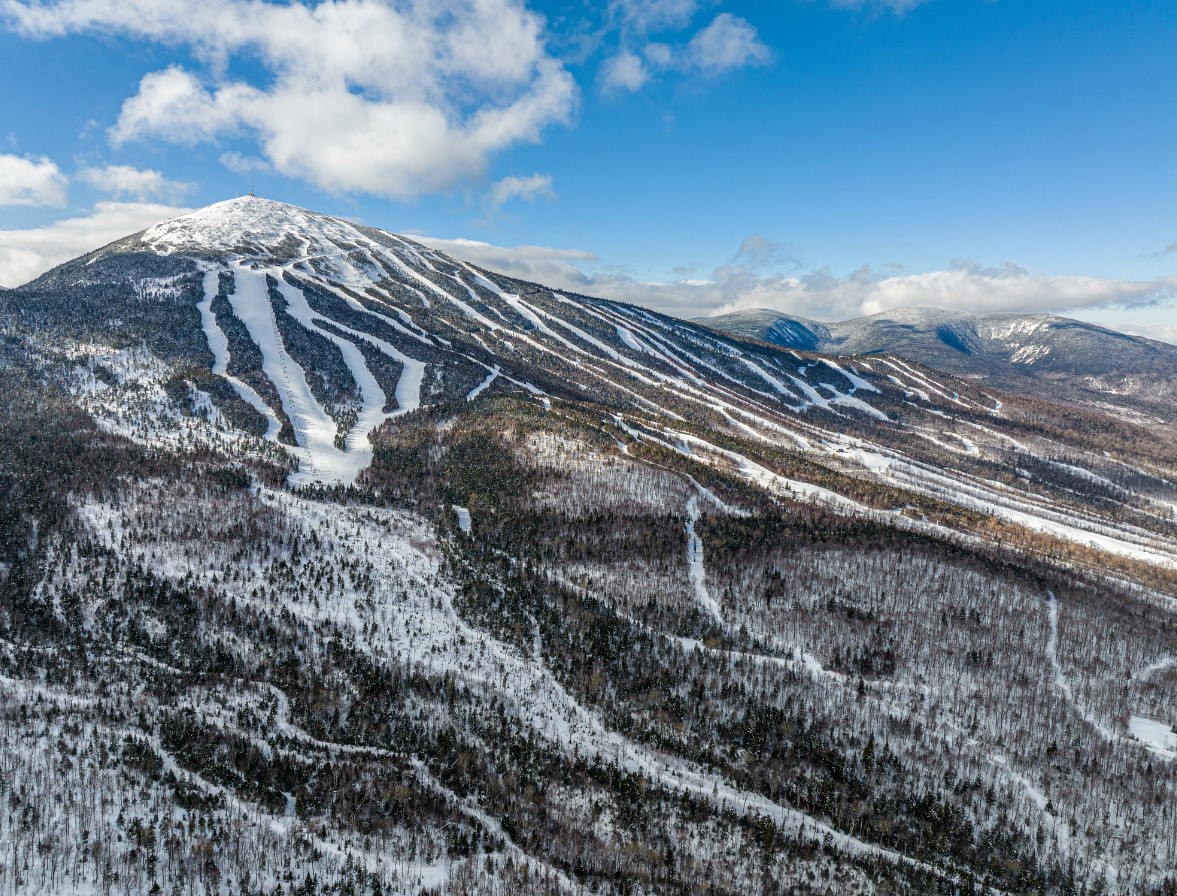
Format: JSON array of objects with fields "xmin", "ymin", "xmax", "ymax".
[{"xmin": 1, "ymin": 0, "xmax": 1175, "ymax": 340}]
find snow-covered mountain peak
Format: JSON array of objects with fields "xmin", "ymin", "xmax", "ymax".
[{"xmin": 141, "ymin": 195, "xmax": 379, "ymax": 261}]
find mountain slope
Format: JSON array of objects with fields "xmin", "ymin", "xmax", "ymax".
[
  {"xmin": 2, "ymin": 198, "xmax": 1177, "ymax": 896},
  {"xmin": 13, "ymin": 197, "xmax": 942, "ymax": 487},
  {"xmin": 12, "ymin": 198, "xmax": 1175, "ymax": 569},
  {"xmin": 700, "ymin": 306, "xmax": 1177, "ymax": 419}
]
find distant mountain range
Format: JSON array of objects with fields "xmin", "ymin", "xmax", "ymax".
[{"xmin": 700, "ymin": 306, "xmax": 1177, "ymax": 420}]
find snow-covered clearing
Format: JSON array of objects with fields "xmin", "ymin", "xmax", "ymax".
[
  {"xmin": 1128, "ymin": 717, "xmax": 1177, "ymax": 759},
  {"xmin": 453, "ymin": 505, "xmax": 472, "ymax": 534}
]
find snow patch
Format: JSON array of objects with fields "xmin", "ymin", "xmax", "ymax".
[{"xmin": 452, "ymin": 505, "xmax": 472, "ymax": 534}]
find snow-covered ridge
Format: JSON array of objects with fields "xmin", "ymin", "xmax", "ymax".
[{"xmin": 700, "ymin": 305, "xmax": 1177, "ymax": 407}]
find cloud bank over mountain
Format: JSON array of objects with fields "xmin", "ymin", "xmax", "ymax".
[{"xmin": 415, "ymin": 234, "xmax": 1177, "ymax": 328}]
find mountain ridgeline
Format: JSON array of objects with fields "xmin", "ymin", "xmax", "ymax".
[
  {"xmin": 2, "ymin": 197, "xmax": 1177, "ymax": 896},
  {"xmin": 700, "ymin": 306, "xmax": 1177, "ymax": 419}
]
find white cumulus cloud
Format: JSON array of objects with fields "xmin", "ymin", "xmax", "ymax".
[
  {"xmin": 0, "ymin": 153, "xmax": 68, "ymax": 206},
  {"xmin": 0, "ymin": 201, "xmax": 191, "ymax": 287},
  {"xmin": 600, "ymin": 49, "xmax": 649, "ymax": 93},
  {"xmin": 78, "ymin": 164, "xmax": 192, "ymax": 201},
  {"xmin": 487, "ymin": 173, "xmax": 555, "ymax": 208},
  {"xmin": 3, "ymin": 0, "xmax": 577, "ymax": 199},
  {"xmin": 687, "ymin": 14, "xmax": 773, "ymax": 76}
]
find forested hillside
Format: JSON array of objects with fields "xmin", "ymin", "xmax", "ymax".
[{"xmin": 1, "ymin": 199, "xmax": 1175, "ymax": 895}]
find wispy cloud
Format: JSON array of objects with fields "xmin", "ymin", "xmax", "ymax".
[
  {"xmin": 827, "ymin": 0, "xmax": 933, "ymax": 15},
  {"xmin": 0, "ymin": 153, "xmax": 67, "ymax": 206},
  {"xmin": 598, "ymin": 6, "xmax": 772, "ymax": 94},
  {"xmin": 412, "ymin": 235, "xmax": 597, "ymax": 288},
  {"xmin": 686, "ymin": 13, "xmax": 773, "ymax": 76},
  {"xmin": 218, "ymin": 152, "xmax": 272, "ymax": 176},
  {"xmin": 487, "ymin": 173, "xmax": 555, "ymax": 209},
  {"xmin": 609, "ymin": 0, "xmax": 698, "ymax": 34},
  {"xmin": 731, "ymin": 236, "xmax": 800, "ymax": 273}
]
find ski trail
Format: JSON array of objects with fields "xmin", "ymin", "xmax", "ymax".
[
  {"xmin": 789, "ymin": 374, "xmax": 834, "ymax": 410},
  {"xmin": 467, "ymin": 365, "xmax": 499, "ymax": 400},
  {"xmin": 670, "ymin": 428, "xmax": 866, "ymax": 512},
  {"xmin": 273, "ymin": 279, "xmax": 386, "ymax": 439},
  {"xmin": 1133, "ymin": 655, "xmax": 1177, "ymax": 681},
  {"xmin": 268, "ymin": 275, "xmax": 426, "ymax": 485},
  {"xmin": 226, "ymin": 266, "xmax": 340, "ymax": 482},
  {"xmin": 686, "ymin": 496, "xmax": 723, "ymax": 624},
  {"xmin": 306, "ymin": 277, "xmax": 437, "ymax": 348},
  {"xmin": 820, "ymin": 359, "xmax": 879, "ymax": 393},
  {"xmin": 198, "ymin": 269, "xmax": 282, "ymax": 440},
  {"xmin": 739, "ymin": 357, "xmax": 801, "ymax": 401},
  {"xmin": 613, "ymin": 324, "xmax": 645, "ymax": 352},
  {"xmin": 375, "ymin": 245, "xmax": 500, "ymax": 330},
  {"xmin": 215, "ymin": 262, "xmax": 427, "ymax": 484},
  {"xmin": 988, "ymin": 754, "xmax": 1074, "ymax": 856},
  {"xmin": 199, "ymin": 270, "xmax": 230, "ymax": 376},
  {"xmin": 1046, "ymin": 593, "xmax": 1119, "ymax": 741},
  {"xmin": 273, "ymin": 277, "xmax": 424, "ymax": 418}
]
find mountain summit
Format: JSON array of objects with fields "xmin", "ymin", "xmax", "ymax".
[{"xmin": 135, "ymin": 195, "xmax": 409, "ymax": 263}]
